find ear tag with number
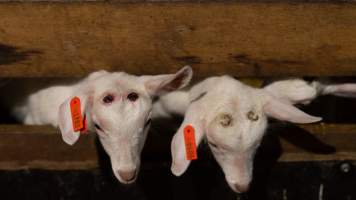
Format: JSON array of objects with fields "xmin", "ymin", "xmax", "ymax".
[
  {"xmin": 70, "ymin": 97, "xmax": 87, "ymax": 134},
  {"xmin": 183, "ymin": 125, "xmax": 198, "ymax": 160},
  {"xmin": 81, "ymin": 114, "xmax": 88, "ymax": 134}
]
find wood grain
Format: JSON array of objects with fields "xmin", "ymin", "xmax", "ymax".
[
  {"xmin": 1, "ymin": 3, "xmax": 356, "ymax": 77},
  {"xmin": 0, "ymin": 123, "xmax": 355, "ymax": 169},
  {"xmin": 0, "ymin": 125, "xmax": 98, "ymax": 170},
  {"xmin": 278, "ymin": 124, "xmax": 356, "ymax": 162}
]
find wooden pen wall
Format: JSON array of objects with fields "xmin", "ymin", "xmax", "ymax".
[{"xmin": 0, "ymin": 1, "xmax": 356, "ymax": 199}]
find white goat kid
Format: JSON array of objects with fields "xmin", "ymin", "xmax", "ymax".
[
  {"xmin": 13, "ymin": 66, "xmax": 193, "ymax": 184},
  {"xmin": 155, "ymin": 76, "xmax": 356, "ymax": 193}
]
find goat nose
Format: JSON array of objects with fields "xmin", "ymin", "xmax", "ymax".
[
  {"xmin": 234, "ymin": 183, "xmax": 249, "ymax": 193},
  {"xmin": 118, "ymin": 169, "xmax": 136, "ymax": 182}
]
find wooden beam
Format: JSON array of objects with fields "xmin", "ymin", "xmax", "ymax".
[
  {"xmin": 1, "ymin": 3, "xmax": 356, "ymax": 78},
  {"xmin": 278, "ymin": 124, "xmax": 356, "ymax": 162},
  {"xmin": 0, "ymin": 123, "xmax": 355, "ymax": 170},
  {"xmin": 0, "ymin": 0, "xmax": 354, "ymax": 2},
  {"xmin": 0, "ymin": 125, "xmax": 98, "ymax": 170}
]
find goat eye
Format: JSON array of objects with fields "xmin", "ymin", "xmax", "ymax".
[
  {"xmin": 127, "ymin": 92, "xmax": 139, "ymax": 102},
  {"xmin": 103, "ymin": 94, "xmax": 114, "ymax": 104},
  {"xmin": 247, "ymin": 111, "xmax": 259, "ymax": 121}
]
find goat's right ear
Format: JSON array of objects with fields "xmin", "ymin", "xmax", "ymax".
[
  {"xmin": 58, "ymin": 95, "xmax": 88, "ymax": 145},
  {"xmin": 140, "ymin": 66, "xmax": 193, "ymax": 96},
  {"xmin": 263, "ymin": 94, "xmax": 322, "ymax": 124}
]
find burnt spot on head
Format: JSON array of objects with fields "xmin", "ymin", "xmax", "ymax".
[
  {"xmin": 247, "ymin": 111, "xmax": 259, "ymax": 121},
  {"xmin": 217, "ymin": 113, "xmax": 233, "ymax": 127}
]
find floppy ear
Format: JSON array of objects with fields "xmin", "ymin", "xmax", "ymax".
[
  {"xmin": 263, "ymin": 95, "xmax": 322, "ymax": 124},
  {"xmin": 315, "ymin": 82, "xmax": 356, "ymax": 98},
  {"xmin": 58, "ymin": 94, "xmax": 88, "ymax": 145},
  {"xmin": 140, "ymin": 66, "xmax": 193, "ymax": 96},
  {"xmin": 171, "ymin": 105, "xmax": 205, "ymax": 176},
  {"xmin": 263, "ymin": 79, "xmax": 317, "ymax": 105}
]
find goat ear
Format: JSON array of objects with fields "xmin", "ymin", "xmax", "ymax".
[
  {"xmin": 171, "ymin": 105, "xmax": 204, "ymax": 176},
  {"xmin": 263, "ymin": 94, "xmax": 322, "ymax": 124},
  {"xmin": 316, "ymin": 82, "xmax": 356, "ymax": 98},
  {"xmin": 140, "ymin": 66, "xmax": 193, "ymax": 96},
  {"xmin": 263, "ymin": 79, "xmax": 317, "ymax": 105},
  {"xmin": 58, "ymin": 95, "xmax": 88, "ymax": 145}
]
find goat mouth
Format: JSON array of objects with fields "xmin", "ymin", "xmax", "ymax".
[
  {"xmin": 227, "ymin": 183, "xmax": 249, "ymax": 193},
  {"xmin": 115, "ymin": 170, "xmax": 138, "ymax": 184},
  {"xmin": 115, "ymin": 178, "xmax": 137, "ymax": 185},
  {"xmin": 121, "ymin": 176, "xmax": 137, "ymax": 184}
]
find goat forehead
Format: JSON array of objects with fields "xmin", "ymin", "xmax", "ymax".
[
  {"xmin": 94, "ymin": 73, "xmax": 145, "ymax": 91},
  {"xmin": 205, "ymin": 97, "xmax": 250, "ymax": 122},
  {"xmin": 117, "ymin": 77, "xmax": 145, "ymax": 90}
]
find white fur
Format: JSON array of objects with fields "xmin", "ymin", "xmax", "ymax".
[
  {"xmin": 11, "ymin": 66, "xmax": 193, "ymax": 184},
  {"xmin": 264, "ymin": 79, "xmax": 318, "ymax": 105},
  {"xmin": 158, "ymin": 77, "xmax": 356, "ymax": 193}
]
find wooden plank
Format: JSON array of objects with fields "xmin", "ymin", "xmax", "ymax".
[
  {"xmin": 278, "ymin": 124, "xmax": 356, "ymax": 162},
  {"xmin": 1, "ymin": 3, "xmax": 356, "ymax": 78},
  {"xmin": 0, "ymin": 0, "xmax": 353, "ymax": 2},
  {"xmin": 0, "ymin": 123, "xmax": 355, "ymax": 170},
  {"xmin": 0, "ymin": 125, "xmax": 98, "ymax": 170}
]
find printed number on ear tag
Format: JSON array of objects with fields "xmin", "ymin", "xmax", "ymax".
[
  {"xmin": 81, "ymin": 114, "xmax": 88, "ymax": 134},
  {"xmin": 70, "ymin": 97, "xmax": 87, "ymax": 134},
  {"xmin": 184, "ymin": 125, "xmax": 198, "ymax": 160}
]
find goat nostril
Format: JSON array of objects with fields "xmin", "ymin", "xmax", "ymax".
[
  {"xmin": 117, "ymin": 170, "xmax": 137, "ymax": 182},
  {"xmin": 234, "ymin": 183, "xmax": 249, "ymax": 193}
]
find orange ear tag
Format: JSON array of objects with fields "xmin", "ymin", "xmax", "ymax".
[
  {"xmin": 70, "ymin": 97, "xmax": 87, "ymax": 133},
  {"xmin": 183, "ymin": 125, "xmax": 198, "ymax": 160}
]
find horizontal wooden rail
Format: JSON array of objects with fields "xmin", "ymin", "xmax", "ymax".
[
  {"xmin": 0, "ymin": 125, "xmax": 98, "ymax": 170},
  {"xmin": 0, "ymin": 123, "xmax": 355, "ymax": 170},
  {"xmin": 1, "ymin": 3, "xmax": 356, "ymax": 77},
  {"xmin": 0, "ymin": 0, "xmax": 353, "ymax": 2},
  {"xmin": 278, "ymin": 123, "xmax": 356, "ymax": 162}
]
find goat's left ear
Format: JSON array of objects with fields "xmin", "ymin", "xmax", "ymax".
[
  {"xmin": 263, "ymin": 94, "xmax": 322, "ymax": 124},
  {"xmin": 314, "ymin": 82, "xmax": 356, "ymax": 98},
  {"xmin": 140, "ymin": 66, "xmax": 193, "ymax": 96},
  {"xmin": 58, "ymin": 95, "xmax": 88, "ymax": 145}
]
